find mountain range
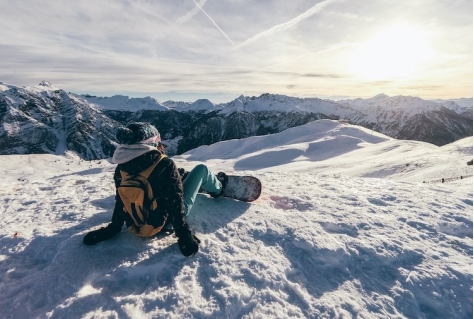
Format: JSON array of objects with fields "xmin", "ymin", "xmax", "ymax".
[{"xmin": 0, "ymin": 81, "xmax": 472, "ymax": 160}]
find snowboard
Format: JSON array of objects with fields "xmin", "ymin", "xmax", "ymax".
[{"xmin": 201, "ymin": 175, "xmax": 262, "ymax": 202}]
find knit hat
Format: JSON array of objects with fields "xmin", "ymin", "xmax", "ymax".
[{"xmin": 116, "ymin": 122, "xmax": 161, "ymax": 146}]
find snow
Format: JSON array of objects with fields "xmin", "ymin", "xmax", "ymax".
[
  {"xmin": 77, "ymin": 94, "xmax": 169, "ymax": 112},
  {"xmin": 218, "ymin": 94, "xmax": 349, "ymax": 117},
  {"xmin": 73, "ymin": 95, "xmax": 223, "ymax": 113},
  {"xmin": 433, "ymin": 98, "xmax": 473, "ymax": 111},
  {"xmin": 0, "ymin": 120, "xmax": 472, "ymax": 318},
  {"xmin": 26, "ymin": 81, "xmax": 60, "ymax": 93},
  {"xmin": 0, "ymin": 82, "xmax": 14, "ymax": 92},
  {"xmin": 163, "ymin": 99, "xmax": 222, "ymax": 112}
]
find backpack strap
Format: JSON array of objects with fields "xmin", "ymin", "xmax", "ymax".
[
  {"xmin": 139, "ymin": 153, "xmax": 167, "ymax": 179},
  {"xmin": 120, "ymin": 153, "xmax": 167, "ymax": 180}
]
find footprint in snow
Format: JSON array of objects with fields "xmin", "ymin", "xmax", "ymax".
[
  {"xmin": 177, "ymin": 275, "xmax": 195, "ymax": 294},
  {"xmin": 269, "ymin": 196, "xmax": 314, "ymax": 212}
]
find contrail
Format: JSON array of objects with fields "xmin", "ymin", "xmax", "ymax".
[
  {"xmin": 176, "ymin": 0, "xmax": 208, "ymax": 26},
  {"xmin": 191, "ymin": 0, "xmax": 237, "ymax": 47},
  {"xmin": 237, "ymin": 0, "xmax": 341, "ymax": 50}
]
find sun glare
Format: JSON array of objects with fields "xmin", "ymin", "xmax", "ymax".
[{"xmin": 350, "ymin": 24, "xmax": 433, "ymax": 81}]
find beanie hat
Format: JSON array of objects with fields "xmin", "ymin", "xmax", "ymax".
[{"xmin": 116, "ymin": 122, "xmax": 161, "ymax": 146}]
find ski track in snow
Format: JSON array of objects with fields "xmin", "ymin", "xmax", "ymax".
[{"xmin": 0, "ymin": 122, "xmax": 472, "ymax": 319}]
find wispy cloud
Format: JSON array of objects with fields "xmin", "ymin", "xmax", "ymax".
[
  {"xmin": 257, "ymin": 42, "xmax": 355, "ymax": 71},
  {"xmin": 175, "ymin": 0, "xmax": 208, "ymax": 26},
  {"xmin": 0, "ymin": 0, "xmax": 471, "ymax": 101},
  {"xmin": 236, "ymin": 0, "xmax": 342, "ymax": 50}
]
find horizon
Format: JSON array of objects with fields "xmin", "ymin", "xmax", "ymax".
[
  {"xmin": 1, "ymin": 80, "xmax": 473, "ymax": 105},
  {"xmin": 0, "ymin": 0, "xmax": 472, "ymax": 103}
]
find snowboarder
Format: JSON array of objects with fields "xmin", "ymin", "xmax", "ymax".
[{"xmin": 83, "ymin": 122, "xmax": 228, "ymax": 257}]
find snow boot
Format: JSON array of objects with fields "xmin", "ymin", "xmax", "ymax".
[{"xmin": 210, "ymin": 172, "xmax": 229, "ymax": 198}]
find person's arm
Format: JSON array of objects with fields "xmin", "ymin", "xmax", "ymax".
[
  {"xmin": 82, "ymin": 220, "xmax": 123, "ymax": 245},
  {"xmin": 156, "ymin": 159, "xmax": 186, "ymax": 228},
  {"xmin": 156, "ymin": 159, "xmax": 200, "ymax": 256},
  {"xmin": 83, "ymin": 167, "xmax": 125, "ymax": 245}
]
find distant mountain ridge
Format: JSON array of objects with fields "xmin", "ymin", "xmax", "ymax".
[
  {"xmin": 0, "ymin": 82, "xmax": 472, "ymax": 159},
  {"xmin": 0, "ymin": 82, "xmax": 118, "ymax": 160}
]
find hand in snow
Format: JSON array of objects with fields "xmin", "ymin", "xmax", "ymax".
[
  {"xmin": 175, "ymin": 224, "xmax": 201, "ymax": 257},
  {"xmin": 83, "ymin": 223, "xmax": 122, "ymax": 245},
  {"xmin": 83, "ymin": 229, "xmax": 105, "ymax": 245}
]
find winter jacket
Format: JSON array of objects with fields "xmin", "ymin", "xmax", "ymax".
[{"xmin": 90, "ymin": 149, "xmax": 185, "ymax": 241}]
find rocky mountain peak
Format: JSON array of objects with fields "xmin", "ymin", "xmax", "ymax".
[{"xmin": 38, "ymin": 81, "xmax": 54, "ymax": 87}]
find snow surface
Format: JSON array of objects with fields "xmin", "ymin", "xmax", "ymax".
[{"xmin": 0, "ymin": 120, "xmax": 472, "ymax": 318}]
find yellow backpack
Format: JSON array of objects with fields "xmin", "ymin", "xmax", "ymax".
[{"xmin": 118, "ymin": 154, "xmax": 167, "ymax": 237}]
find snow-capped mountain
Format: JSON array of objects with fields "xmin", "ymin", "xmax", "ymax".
[
  {"xmin": 0, "ymin": 82, "xmax": 119, "ymax": 160},
  {"xmin": 163, "ymin": 99, "xmax": 223, "ymax": 112},
  {"xmin": 0, "ymin": 82, "xmax": 472, "ymax": 159},
  {"xmin": 338, "ymin": 94, "xmax": 473, "ymax": 145},
  {"xmin": 78, "ymin": 94, "xmax": 169, "ymax": 112},
  {"xmin": 218, "ymin": 93, "xmax": 350, "ymax": 115},
  {"xmin": 78, "ymin": 94, "xmax": 222, "ymax": 113}
]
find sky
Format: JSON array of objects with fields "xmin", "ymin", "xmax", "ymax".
[
  {"xmin": 0, "ymin": 0, "xmax": 472, "ymax": 103},
  {"xmin": 0, "ymin": 120, "xmax": 472, "ymax": 318}
]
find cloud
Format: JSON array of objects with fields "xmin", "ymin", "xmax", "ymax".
[
  {"xmin": 302, "ymin": 73, "xmax": 342, "ymax": 79},
  {"xmin": 175, "ymin": 0, "xmax": 208, "ymax": 26},
  {"xmin": 401, "ymin": 85, "xmax": 443, "ymax": 91},
  {"xmin": 0, "ymin": 0, "xmax": 471, "ymax": 101},
  {"xmin": 235, "ymin": 0, "xmax": 342, "ymax": 49}
]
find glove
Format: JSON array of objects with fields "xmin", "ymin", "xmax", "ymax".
[
  {"xmin": 83, "ymin": 230, "xmax": 103, "ymax": 245},
  {"xmin": 178, "ymin": 168, "xmax": 189, "ymax": 181},
  {"xmin": 83, "ymin": 222, "xmax": 123, "ymax": 245},
  {"xmin": 175, "ymin": 224, "xmax": 201, "ymax": 257}
]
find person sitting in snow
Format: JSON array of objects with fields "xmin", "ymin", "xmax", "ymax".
[{"xmin": 83, "ymin": 122, "xmax": 228, "ymax": 257}]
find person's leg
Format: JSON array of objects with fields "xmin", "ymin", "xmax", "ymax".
[{"xmin": 182, "ymin": 164, "xmax": 222, "ymax": 216}]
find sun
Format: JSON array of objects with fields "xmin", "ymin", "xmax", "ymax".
[{"xmin": 350, "ymin": 23, "xmax": 433, "ymax": 81}]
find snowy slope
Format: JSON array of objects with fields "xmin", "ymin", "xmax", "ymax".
[
  {"xmin": 0, "ymin": 121, "xmax": 472, "ymax": 319},
  {"xmin": 177, "ymin": 120, "xmax": 472, "ymax": 183}
]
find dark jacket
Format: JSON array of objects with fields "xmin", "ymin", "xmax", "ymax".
[{"xmin": 93, "ymin": 150, "xmax": 185, "ymax": 241}]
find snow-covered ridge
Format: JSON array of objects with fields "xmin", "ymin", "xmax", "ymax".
[
  {"xmin": 9, "ymin": 81, "xmax": 471, "ymax": 115},
  {"xmin": 163, "ymin": 99, "xmax": 222, "ymax": 112},
  {"xmin": 74, "ymin": 95, "xmax": 222, "ymax": 113},
  {"xmin": 0, "ymin": 82, "xmax": 118, "ymax": 160},
  {"xmin": 3, "ymin": 81, "xmax": 472, "ymax": 119},
  {"xmin": 176, "ymin": 119, "xmax": 472, "ymax": 182},
  {"xmin": 74, "ymin": 94, "xmax": 169, "ymax": 112},
  {"xmin": 91, "ymin": 91, "xmax": 472, "ymax": 116},
  {"xmin": 338, "ymin": 94, "xmax": 470, "ymax": 123}
]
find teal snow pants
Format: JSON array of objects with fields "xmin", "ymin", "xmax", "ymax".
[{"xmin": 182, "ymin": 164, "xmax": 222, "ymax": 216}]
